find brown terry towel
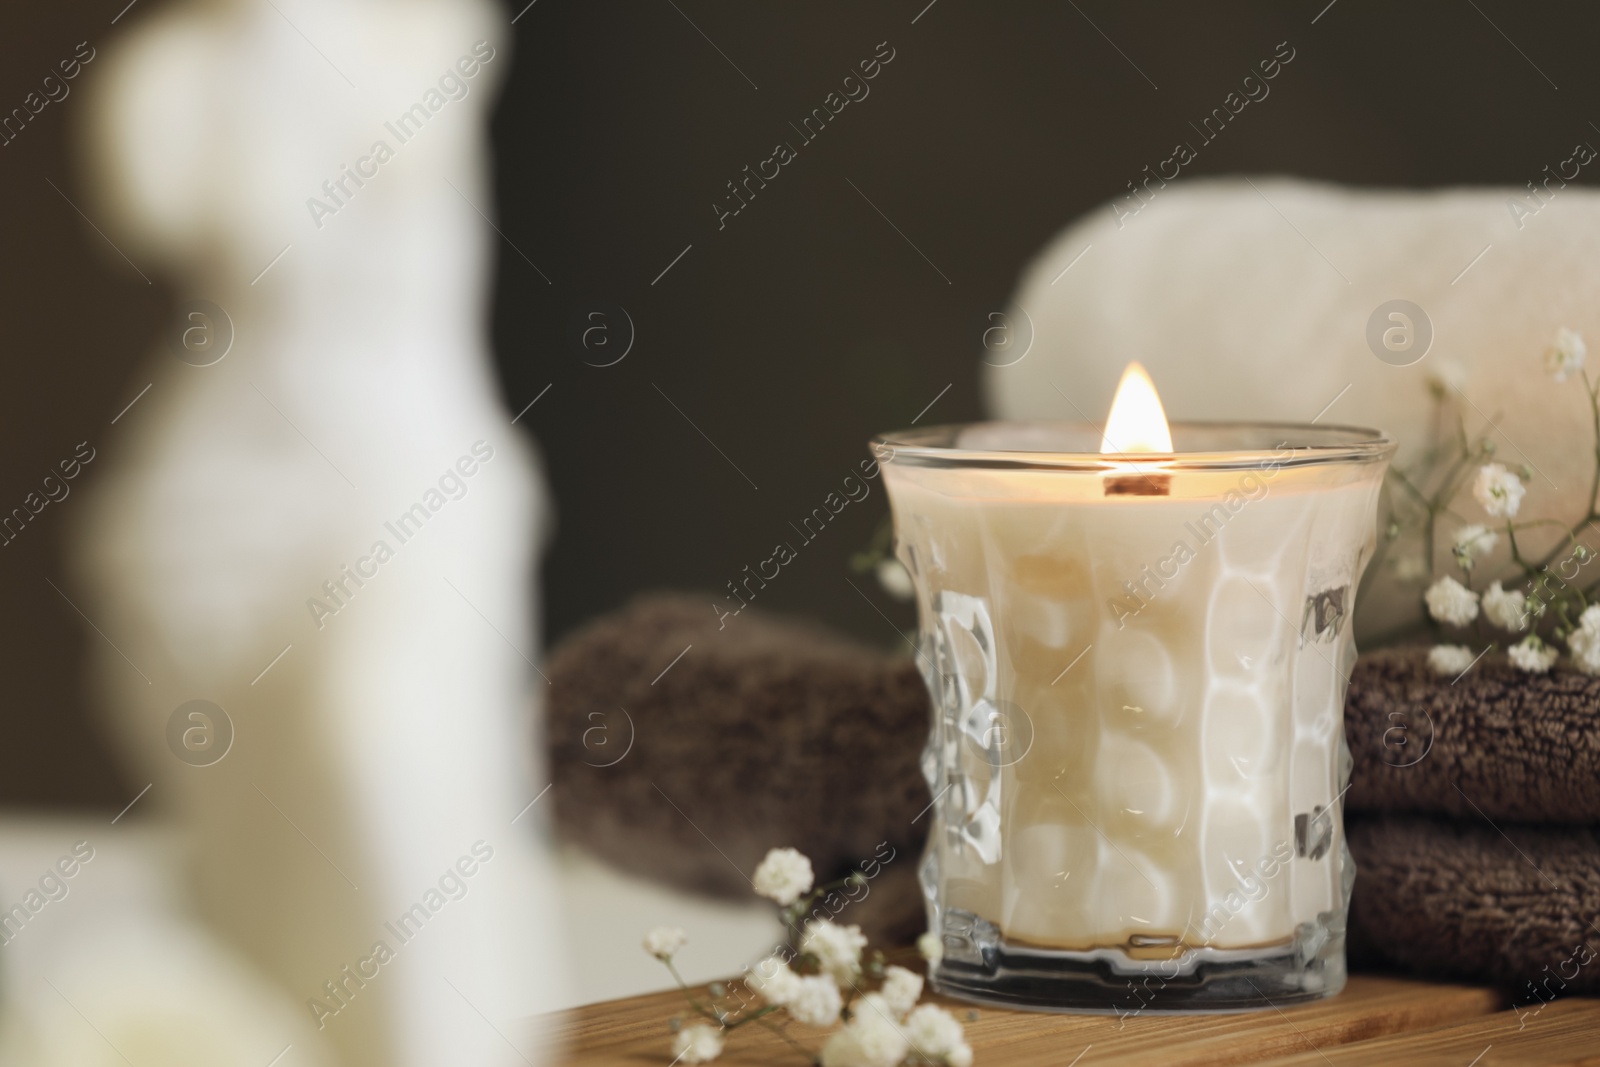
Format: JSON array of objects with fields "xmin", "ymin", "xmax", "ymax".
[
  {"xmin": 1345, "ymin": 646, "xmax": 1600, "ymax": 823},
  {"xmin": 545, "ymin": 594, "xmax": 931, "ymax": 942},
  {"xmin": 545, "ymin": 595, "xmax": 1600, "ymax": 984},
  {"xmin": 1348, "ymin": 817, "xmax": 1600, "ymax": 995}
]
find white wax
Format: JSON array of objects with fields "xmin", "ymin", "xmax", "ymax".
[{"xmin": 886, "ymin": 461, "xmax": 1382, "ymax": 952}]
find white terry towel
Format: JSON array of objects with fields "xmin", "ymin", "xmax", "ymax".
[{"xmin": 985, "ymin": 175, "xmax": 1600, "ymax": 642}]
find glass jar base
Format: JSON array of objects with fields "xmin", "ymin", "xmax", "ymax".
[{"xmin": 931, "ymin": 921, "xmax": 1347, "ymax": 1014}]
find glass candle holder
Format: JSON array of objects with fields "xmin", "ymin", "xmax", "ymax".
[{"xmin": 875, "ymin": 421, "xmax": 1393, "ymax": 1013}]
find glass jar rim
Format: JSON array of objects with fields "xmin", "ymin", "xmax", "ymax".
[{"xmin": 871, "ymin": 420, "xmax": 1394, "ymax": 472}]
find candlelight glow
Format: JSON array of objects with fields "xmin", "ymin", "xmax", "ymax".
[{"xmin": 1100, "ymin": 361, "xmax": 1173, "ymax": 453}]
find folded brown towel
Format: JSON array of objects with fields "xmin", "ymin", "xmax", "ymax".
[
  {"xmin": 1346, "ymin": 645, "xmax": 1600, "ymax": 823},
  {"xmin": 1348, "ymin": 817, "xmax": 1600, "ymax": 996},
  {"xmin": 546, "ymin": 594, "xmax": 931, "ymax": 942},
  {"xmin": 545, "ymin": 595, "xmax": 1600, "ymax": 991}
]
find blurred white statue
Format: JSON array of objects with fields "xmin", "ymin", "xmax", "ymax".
[{"xmin": 66, "ymin": 0, "xmax": 564, "ymax": 1064}]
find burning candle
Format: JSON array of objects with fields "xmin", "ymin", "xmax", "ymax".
[{"xmin": 876, "ymin": 364, "xmax": 1393, "ymax": 1011}]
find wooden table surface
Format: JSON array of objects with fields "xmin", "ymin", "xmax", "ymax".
[{"xmin": 550, "ymin": 970, "xmax": 1600, "ymax": 1066}]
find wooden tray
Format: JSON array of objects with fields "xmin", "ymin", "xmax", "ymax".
[{"xmin": 550, "ymin": 972, "xmax": 1600, "ymax": 1066}]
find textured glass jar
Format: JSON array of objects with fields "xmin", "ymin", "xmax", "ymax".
[{"xmin": 875, "ymin": 422, "xmax": 1393, "ymax": 1013}]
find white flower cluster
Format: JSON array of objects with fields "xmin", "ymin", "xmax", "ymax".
[
  {"xmin": 1421, "ymin": 332, "xmax": 1600, "ymax": 676},
  {"xmin": 747, "ymin": 952, "xmax": 843, "ymax": 1027},
  {"xmin": 904, "ymin": 1004, "xmax": 974, "ymax": 1067},
  {"xmin": 1568, "ymin": 605, "xmax": 1600, "ymax": 673},
  {"xmin": 820, "ymin": 990, "xmax": 972, "ymax": 1067},
  {"xmin": 1472, "ymin": 462, "xmax": 1525, "ymax": 519},
  {"xmin": 1424, "ymin": 576, "xmax": 1478, "ymax": 628},
  {"xmin": 1426, "ymin": 645, "xmax": 1476, "ymax": 676},
  {"xmin": 821, "ymin": 994, "xmax": 907, "ymax": 1067},
  {"xmin": 802, "ymin": 919, "xmax": 869, "ymax": 984},
  {"xmin": 1508, "ymin": 635, "xmax": 1558, "ymax": 674},
  {"xmin": 916, "ymin": 931, "xmax": 943, "ymax": 970},
  {"xmin": 1546, "ymin": 326, "xmax": 1588, "ymax": 382},
  {"xmin": 880, "ymin": 966, "xmax": 924, "ymax": 1018},
  {"xmin": 643, "ymin": 926, "xmax": 687, "ymax": 960},
  {"xmin": 673, "ymin": 1024, "xmax": 725, "ymax": 1064},
  {"xmin": 1451, "ymin": 524, "xmax": 1498, "ymax": 571},
  {"xmin": 746, "ymin": 923, "xmax": 971, "ymax": 1066},
  {"xmin": 876, "ymin": 558, "xmax": 915, "ymax": 600},
  {"xmin": 752, "ymin": 847, "xmax": 815, "ymax": 907},
  {"xmin": 1481, "ymin": 581, "xmax": 1526, "ymax": 632},
  {"xmin": 644, "ymin": 849, "xmax": 973, "ymax": 1064}
]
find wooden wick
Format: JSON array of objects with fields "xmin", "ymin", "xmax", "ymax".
[{"xmin": 1104, "ymin": 472, "xmax": 1172, "ymax": 497}]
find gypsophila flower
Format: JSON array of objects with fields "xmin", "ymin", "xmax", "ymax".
[
  {"xmin": 904, "ymin": 1004, "xmax": 974, "ymax": 1067},
  {"xmin": 801, "ymin": 920, "xmax": 868, "ymax": 984},
  {"xmin": 819, "ymin": 994, "xmax": 909, "ymax": 1067},
  {"xmin": 1425, "ymin": 358, "xmax": 1468, "ymax": 399},
  {"xmin": 879, "ymin": 965, "xmax": 923, "ymax": 1019},
  {"xmin": 1482, "ymin": 580, "xmax": 1528, "ymax": 632},
  {"xmin": 1509, "ymin": 634, "xmax": 1558, "ymax": 674},
  {"xmin": 786, "ymin": 974, "xmax": 844, "ymax": 1028},
  {"xmin": 672, "ymin": 1023, "xmax": 725, "ymax": 1064},
  {"xmin": 752, "ymin": 847, "xmax": 814, "ymax": 907},
  {"xmin": 1426, "ymin": 645, "xmax": 1477, "ymax": 676},
  {"xmin": 642, "ymin": 926, "xmax": 687, "ymax": 960},
  {"xmin": 917, "ymin": 931, "xmax": 943, "ymax": 970},
  {"xmin": 1473, "ymin": 463, "xmax": 1526, "ymax": 519},
  {"xmin": 1424, "ymin": 575, "xmax": 1480, "ymax": 627},
  {"xmin": 1545, "ymin": 327, "xmax": 1588, "ymax": 382},
  {"xmin": 1566, "ymin": 604, "xmax": 1600, "ymax": 675},
  {"xmin": 649, "ymin": 850, "xmax": 968, "ymax": 1064},
  {"xmin": 876, "ymin": 558, "xmax": 914, "ymax": 600},
  {"xmin": 1451, "ymin": 524, "xmax": 1498, "ymax": 570},
  {"xmin": 745, "ymin": 954, "xmax": 802, "ymax": 1006}
]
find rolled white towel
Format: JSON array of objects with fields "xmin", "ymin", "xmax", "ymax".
[{"xmin": 986, "ymin": 175, "xmax": 1600, "ymax": 640}]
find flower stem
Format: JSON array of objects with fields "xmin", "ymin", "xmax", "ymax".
[
  {"xmin": 724, "ymin": 1005, "xmax": 784, "ymax": 1030},
  {"xmin": 782, "ymin": 875, "xmax": 867, "ymax": 942},
  {"xmin": 663, "ymin": 960, "xmax": 725, "ymax": 1026}
]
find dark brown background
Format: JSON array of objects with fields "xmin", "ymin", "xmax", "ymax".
[{"xmin": 3, "ymin": 0, "xmax": 1593, "ymax": 807}]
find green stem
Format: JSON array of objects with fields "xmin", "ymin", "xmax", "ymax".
[
  {"xmin": 1508, "ymin": 518, "xmax": 1583, "ymax": 560},
  {"xmin": 725, "ymin": 1005, "xmax": 784, "ymax": 1030},
  {"xmin": 664, "ymin": 960, "xmax": 725, "ymax": 1025},
  {"xmin": 782, "ymin": 875, "xmax": 868, "ymax": 941},
  {"xmin": 1434, "ymin": 451, "xmax": 1483, "ymax": 519},
  {"xmin": 1527, "ymin": 371, "xmax": 1600, "ymax": 575},
  {"xmin": 1530, "ymin": 515, "xmax": 1600, "ymax": 575},
  {"xmin": 1386, "ymin": 466, "xmax": 1432, "ymax": 509}
]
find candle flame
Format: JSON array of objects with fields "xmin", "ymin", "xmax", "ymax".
[{"xmin": 1100, "ymin": 361, "xmax": 1172, "ymax": 454}]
